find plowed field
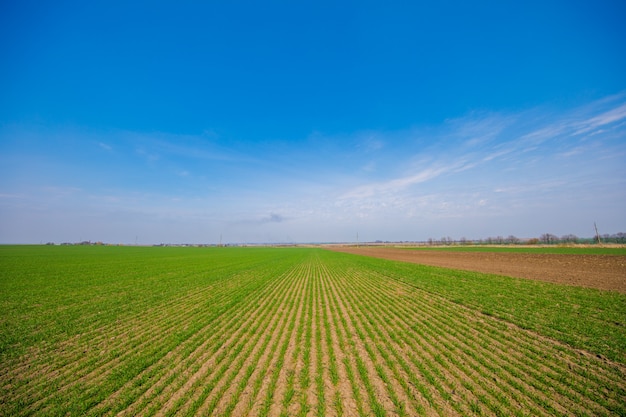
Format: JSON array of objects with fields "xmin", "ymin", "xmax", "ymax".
[
  {"xmin": 1, "ymin": 246, "xmax": 624, "ymax": 416},
  {"xmin": 327, "ymin": 246, "xmax": 626, "ymax": 292}
]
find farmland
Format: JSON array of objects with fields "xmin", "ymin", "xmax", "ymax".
[
  {"xmin": 1, "ymin": 245, "xmax": 625, "ymax": 416},
  {"xmin": 328, "ymin": 245, "xmax": 626, "ymax": 292}
]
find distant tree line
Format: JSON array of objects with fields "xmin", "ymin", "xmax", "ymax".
[{"xmin": 427, "ymin": 232, "xmax": 626, "ymax": 245}]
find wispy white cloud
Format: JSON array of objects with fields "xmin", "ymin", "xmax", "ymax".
[
  {"xmin": 559, "ymin": 146, "xmax": 586, "ymax": 158},
  {"xmin": 41, "ymin": 186, "xmax": 83, "ymax": 197},
  {"xmin": 493, "ymin": 180, "xmax": 567, "ymax": 195},
  {"xmin": 331, "ymin": 93, "xmax": 626, "ymax": 232},
  {"xmin": 0, "ymin": 193, "xmax": 25, "ymax": 199},
  {"xmin": 149, "ymin": 138, "xmax": 239, "ymax": 162},
  {"xmin": 358, "ymin": 134, "xmax": 385, "ymax": 152},
  {"xmin": 360, "ymin": 161, "xmax": 377, "ymax": 172},
  {"xmin": 98, "ymin": 142, "xmax": 112, "ymax": 151},
  {"xmin": 573, "ymin": 103, "xmax": 626, "ymax": 135},
  {"xmin": 339, "ymin": 166, "xmax": 450, "ymax": 200},
  {"xmin": 135, "ymin": 147, "xmax": 160, "ymax": 162},
  {"xmin": 104, "ymin": 129, "xmax": 254, "ymax": 167},
  {"xmin": 481, "ymin": 147, "xmax": 515, "ymax": 162},
  {"xmin": 518, "ymin": 122, "xmax": 569, "ymax": 145}
]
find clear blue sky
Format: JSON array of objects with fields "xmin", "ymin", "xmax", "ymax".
[{"xmin": 1, "ymin": 1, "xmax": 625, "ymax": 244}]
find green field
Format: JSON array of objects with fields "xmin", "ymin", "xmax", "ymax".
[{"xmin": 1, "ymin": 245, "xmax": 624, "ymax": 416}]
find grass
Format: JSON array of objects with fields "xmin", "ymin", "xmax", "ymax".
[{"xmin": 0, "ymin": 245, "xmax": 624, "ymax": 416}]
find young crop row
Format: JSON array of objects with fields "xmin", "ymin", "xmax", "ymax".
[
  {"xmin": 319, "ymin": 252, "xmax": 625, "ymax": 416},
  {"xmin": 0, "ymin": 246, "xmax": 624, "ymax": 416}
]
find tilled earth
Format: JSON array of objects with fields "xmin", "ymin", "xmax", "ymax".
[{"xmin": 327, "ymin": 246, "xmax": 626, "ymax": 293}]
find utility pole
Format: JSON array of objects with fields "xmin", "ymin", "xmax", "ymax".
[
  {"xmin": 594, "ymin": 222, "xmax": 601, "ymax": 245},
  {"xmin": 356, "ymin": 232, "xmax": 359, "ymax": 247}
]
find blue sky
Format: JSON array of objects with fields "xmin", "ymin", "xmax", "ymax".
[{"xmin": 1, "ymin": 1, "xmax": 625, "ymax": 244}]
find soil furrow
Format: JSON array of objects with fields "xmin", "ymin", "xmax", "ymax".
[
  {"xmin": 6, "ymin": 281, "xmax": 234, "ymax": 405},
  {"xmin": 114, "ymin": 267, "xmax": 298, "ymax": 417},
  {"xmin": 318, "ymin": 263, "xmax": 367, "ymax": 416},
  {"xmin": 265, "ymin": 265, "xmax": 309, "ymax": 417},
  {"xmin": 395, "ymin": 280, "xmax": 625, "ymax": 415},
  {"xmin": 336, "ymin": 268, "xmax": 429, "ymax": 416},
  {"xmin": 334, "ymin": 267, "xmax": 453, "ymax": 416},
  {"xmin": 344, "ymin": 264, "xmax": 560, "ymax": 414},
  {"xmin": 231, "ymin": 267, "xmax": 308, "ymax": 417},
  {"xmin": 161, "ymin": 265, "xmax": 302, "ymax": 417},
  {"xmin": 252, "ymin": 264, "xmax": 309, "ymax": 417},
  {"xmin": 19, "ymin": 284, "xmax": 242, "ymax": 416},
  {"xmin": 367, "ymin": 276, "xmax": 562, "ymax": 416},
  {"xmin": 322, "ymin": 262, "xmax": 386, "ymax": 416},
  {"xmin": 370, "ymin": 274, "xmax": 599, "ymax": 416},
  {"xmin": 317, "ymin": 261, "xmax": 355, "ymax": 417}
]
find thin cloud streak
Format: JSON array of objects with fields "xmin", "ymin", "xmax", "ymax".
[
  {"xmin": 573, "ymin": 103, "xmax": 626, "ymax": 135},
  {"xmin": 332, "ymin": 94, "xmax": 626, "ymax": 236},
  {"xmin": 340, "ymin": 166, "xmax": 450, "ymax": 200}
]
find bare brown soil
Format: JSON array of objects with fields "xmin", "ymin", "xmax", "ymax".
[{"xmin": 326, "ymin": 246, "xmax": 626, "ymax": 292}]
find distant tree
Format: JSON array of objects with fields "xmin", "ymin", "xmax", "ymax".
[
  {"xmin": 540, "ymin": 233, "xmax": 559, "ymax": 244},
  {"xmin": 561, "ymin": 234, "xmax": 578, "ymax": 243},
  {"xmin": 505, "ymin": 235, "xmax": 520, "ymax": 244}
]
